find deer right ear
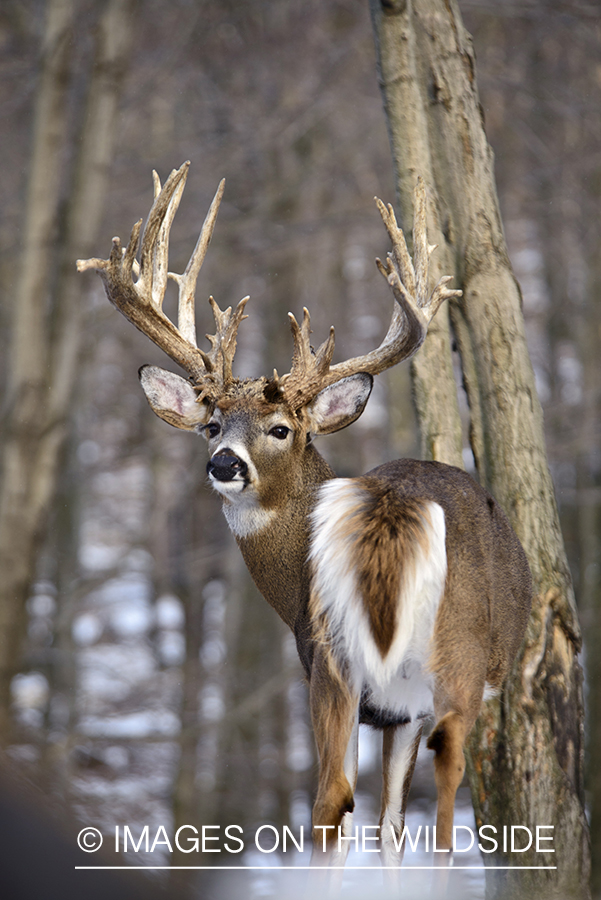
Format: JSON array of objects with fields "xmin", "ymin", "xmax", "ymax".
[
  {"xmin": 306, "ymin": 373, "xmax": 373, "ymax": 435},
  {"xmin": 139, "ymin": 365, "xmax": 210, "ymax": 431}
]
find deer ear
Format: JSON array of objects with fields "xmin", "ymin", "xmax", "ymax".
[
  {"xmin": 306, "ymin": 373, "xmax": 373, "ymax": 435},
  {"xmin": 139, "ymin": 365, "xmax": 210, "ymax": 431}
]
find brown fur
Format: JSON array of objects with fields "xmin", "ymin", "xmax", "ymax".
[
  {"xmin": 351, "ymin": 478, "xmax": 432, "ymax": 657},
  {"xmin": 309, "ymin": 646, "xmax": 358, "ymax": 843},
  {"xmin": 216, "ymin": 390, "xmax": 281, "ymax": 415},
  {"xmin": 427, "ymin": 710, "xmax": 469, "ymax": 850}
]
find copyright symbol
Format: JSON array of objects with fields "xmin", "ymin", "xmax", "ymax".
[{"xmin": 77, "ymin": 827, "xmax": 103, "ymax": 852}]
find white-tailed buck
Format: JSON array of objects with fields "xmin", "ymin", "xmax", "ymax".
[{"xmin": 78, "ymin": 162, "xmax": 532, "ymax": 880}]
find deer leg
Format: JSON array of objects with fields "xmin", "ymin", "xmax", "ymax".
[
  {"xmin": 425, "ymin": 707, "xmax": 476, "ymax": 899},
  {"xmin": 343, "ymin": 708, "xmax": 360, "ymax": 794},
  {"xmin": 309, "ymin": 647, "xmax": 360, "ymax": 873},
  {"xmin": 427, "ymin": 709, "xmax": 470, "ymax": 859},
  {"xmin": 379, "ymin": 719, "xmax": 423, "ymax": 888},
  {"xmin": 427, "ymin": 605, "xmax": 488, "ymax": 864}
]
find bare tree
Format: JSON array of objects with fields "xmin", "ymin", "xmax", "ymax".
[
  {"xmin": 0, "ymin": 0, "xmax": 135, "ymax": 739},
  {"xmin": 370, "ymin": 0, "xmax": 589, "ymax": 897}
]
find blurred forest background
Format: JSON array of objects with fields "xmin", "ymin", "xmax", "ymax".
[{"xmin": 0, "ymin": 0, "xmax": 599, "ymax": 897}]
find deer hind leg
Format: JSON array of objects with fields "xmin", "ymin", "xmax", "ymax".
[
  {"xmin": 426, "ymin": 705, "xmax": 479, "ymax": 899},
  {"xmin": 309, "ymin": 646, "xmax": 360, "ymax": 873},
  {"xmin": 427, "ymin": 608, "xmax": 488, "ymax": 864},
  {"xmin": 380, "ymin": 719, "xmax": 423, "ymax": 888},
  {"xmin": 428, "ymin": 682, "xmax": 483, "ymax": 868},
  {"xmin": 427, "ymin": 709, "xmax": 470, "ymax": 859}
]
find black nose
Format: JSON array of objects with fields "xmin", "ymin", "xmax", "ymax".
[{"xmin": 207, "ymin": 453, "xmax": 248, "ymax": 482}]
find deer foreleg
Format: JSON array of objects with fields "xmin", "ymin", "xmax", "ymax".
[
  {"xmin": 379, "ymin": 719, "xmax": 423, "ymax": 883},
  {"xmin": 309, "ymin": 646, "xmax": 359, "ymax": 872}
]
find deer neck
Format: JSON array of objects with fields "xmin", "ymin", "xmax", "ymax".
[{"xmin": 230, "ymin": 444, "xmax": 335, "ymax": 631}]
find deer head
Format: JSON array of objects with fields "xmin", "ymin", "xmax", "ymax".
[{"xmin": 77, "ymin": 162, "xmax": 460, "ymax": 519}]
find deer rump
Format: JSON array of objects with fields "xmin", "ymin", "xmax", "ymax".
[{"xmin": 309, "ymin": 458, "xmax": 531, "ymax": 731}]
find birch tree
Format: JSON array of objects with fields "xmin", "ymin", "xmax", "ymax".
[{"xmin": 370, "ymin": 1, "xmax": 589, "ymax": 897}]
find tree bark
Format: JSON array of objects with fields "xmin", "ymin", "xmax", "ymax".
[
  {"xmin": 0, "ymin": 0, "xmax": 75, "ymax": 741},
  {"xmin": 368, "ymin": 0, "xmax": 463, "ymax": 468},
  {"xmin": 0, "ymin": 0, "xmax": 135, "ymax": 741},
  {"xmin": 579, "ymin": 218, "xmax": 601, "ymax": 897},
  {"xmin": 370, "ymin": 1, "xmax": 589, "ymax": 897}
]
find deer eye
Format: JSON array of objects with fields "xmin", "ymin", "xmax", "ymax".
[
  {"xmin": 206, "ymin": 423, "xmax": 221, "ymax": 439},
  {"xmin": 268, "ymin": 425, "xmax": 290, "ymax": 440}
]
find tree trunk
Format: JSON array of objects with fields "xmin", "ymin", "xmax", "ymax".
[
  {"xmin": 0, "ymin": 0, "xmax": 135, "ymax": 741},
  {"xmin": 0, "ymin": 0, "xmax": 75, "ymax": 741},
  {"xmin": 579, "ymin": 220, "xmax": 601, "ymax": 897},
  {"xmin": 370, "ymin": 1, "xmax": 589, "ymax": 897}
]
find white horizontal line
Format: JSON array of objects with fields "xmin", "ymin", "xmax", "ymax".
[{"xmin": 75, "ymin": 865, "xmax": 558, "ymax": 871}]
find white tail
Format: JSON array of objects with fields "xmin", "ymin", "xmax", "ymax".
[{"xmin": 79, "ymin": 164, "xmax": 532, "ymax": 883}]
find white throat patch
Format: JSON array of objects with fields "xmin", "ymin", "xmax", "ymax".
[{"xmin": 222, "ymin": 495, "xmax": 277, "ymax": 538}]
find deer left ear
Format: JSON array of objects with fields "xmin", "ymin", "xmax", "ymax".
[{"xmin": 306, "ymin": 373, "xmax": 373, "ymax": 435}]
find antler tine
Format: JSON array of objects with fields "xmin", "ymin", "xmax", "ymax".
[
  {"xmin": 153, "ymin": 168, "xmax": 187, "ymax": 310},
  {"xmin": 169, "ymin": 179, "xmax": 226, "ymax": 347},
  {"xmin": 376, "ymin": 198, "xmax": 416, "ymax": 300},
  {"xmin": 288, "ymin": 309, "xmax": 316, "ymax": 374},
  {"xmin": 137, "ymin": 163, "xmax": 190, "ymax": 308},
  {"xmin": 204, "ymin": 294, "xmax": 250, "ymax": 386},
  {"xmin": 278, "ymin": 308, "xmax": 335, "ymax": 409},
  {"xmin": 428, "ymin": 274, "xmax": 463, "ymax": 319},
  {"xmin": 278, "ymin": 178, "xmax": 461, "ymax": 410}
]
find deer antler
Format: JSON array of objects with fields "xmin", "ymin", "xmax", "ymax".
[
  {"xmin": 77, "ymin": 162, "xmax": 248, "ymax": 402},
  {"xmin": 279, "ymin": 178, "xmax": 461, "ymax": 411},
  {"xmin": 79, "ymin": 169, "xmax": 457, "ymax": 412}
]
